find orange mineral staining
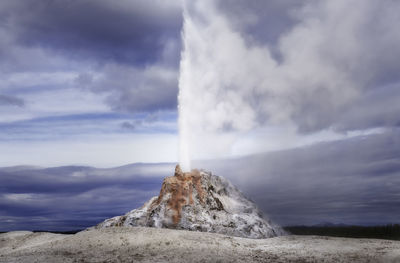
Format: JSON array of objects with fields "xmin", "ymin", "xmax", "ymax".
[{"xmin": 155, "ymin": 165, "xmax": 205, "ymax": 225}]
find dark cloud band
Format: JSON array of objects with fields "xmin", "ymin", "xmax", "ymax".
[{"xmin": 1, "ymin": 131, "xmax": 400, "ymax": 231}]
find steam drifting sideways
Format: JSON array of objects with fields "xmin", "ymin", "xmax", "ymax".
[{"xmin": 178, "ymin": 0, "xmax": 400, "ymax": 171}]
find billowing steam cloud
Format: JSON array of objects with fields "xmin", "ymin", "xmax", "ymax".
[{"xmin": 179, "ymin": 0, "xmax": 400, "ymax": 171}]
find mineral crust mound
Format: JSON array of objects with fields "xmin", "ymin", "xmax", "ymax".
[{"xmin": 93, "ymin": 165, "xmax": 285, "ymax": 239}]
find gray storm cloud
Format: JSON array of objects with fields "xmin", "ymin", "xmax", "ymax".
[
  {"xmin": 0, "ymin": 0, "xmax": 183, "ymax": 116},
  {"xmin": 0, "ymin": 95, "xmax": 25, "ymax": 107},
  {"xmin": 178, "ymin": 0, "xmax": 400, "ymax": 170}
]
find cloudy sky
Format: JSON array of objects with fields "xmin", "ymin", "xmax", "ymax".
[
  {"xmin": 1, "ymin": 0, "xmax": 400, "ymax": 230},
  {"xmin": 0, "ymin": 0, "xmax": 182, "ymax": 167}
]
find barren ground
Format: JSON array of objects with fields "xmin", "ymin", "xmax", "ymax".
[{"xmin": 1, "ymin": 227, "xmax": 399, "ymax": 262}]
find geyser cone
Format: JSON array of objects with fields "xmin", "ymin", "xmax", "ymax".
[{"xmin": 94, "ymin": 165, "xmax": 285, "ymax": 239}]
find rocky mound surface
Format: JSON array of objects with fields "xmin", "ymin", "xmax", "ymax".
[{"xmin": 94, "ymin": 165, "xmax": 285, "ymax": 238}]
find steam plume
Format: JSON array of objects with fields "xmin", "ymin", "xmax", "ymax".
[{"xmin": 178, "ymin": 0, "xmax": 400, "ymax": 171}]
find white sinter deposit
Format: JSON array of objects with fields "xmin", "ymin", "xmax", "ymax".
[{"xmin": 94, "ymin": 165, "xmax": 285, "ymax": 239}]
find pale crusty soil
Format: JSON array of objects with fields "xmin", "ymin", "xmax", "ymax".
[{"xmin": 1, "ymin": 227, "xmax": 399, "ymax": 263}]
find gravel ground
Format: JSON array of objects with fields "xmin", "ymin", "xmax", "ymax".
[{"xmin": 1, "ymin": 227, "xmax": 399, "ymax": 262}]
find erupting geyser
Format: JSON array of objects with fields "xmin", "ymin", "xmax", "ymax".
[
  {"xmin": 177, "ymin": 0, "xmax": 261, "ymax": 170},
  {"xmin": 177, "ymin": 2, "xmax": 191, "ymax": 173},
  {"xmin": 94, "ymin": 165, "xmax": 285, "ymax": 239}
]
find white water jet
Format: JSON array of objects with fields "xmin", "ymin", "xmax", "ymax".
[{"xmin": 177, "ymin": 2, "xmax": 190, "ymax": 172}]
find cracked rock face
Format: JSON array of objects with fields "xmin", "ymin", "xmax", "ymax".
[{"xmin": 94, "ymin": 165, "xmax": 285, "ymax": 239}]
